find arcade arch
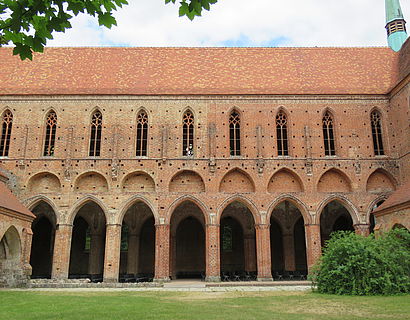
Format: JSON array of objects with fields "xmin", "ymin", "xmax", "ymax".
[
  {"xmin": 170, "ymin": 200, "xmax": 206, "ymax": 279},
  {"xmin": 119, "ymin": 201, "xmax": 155, "ymax": 281},
  {"xmin": 220, "ymin": 201, "xmax": 257, "ymax": 277},
  {"xmin": 320, "ymin": 200, "xmax": 354, "ymax": 245},
  {"xmin": 29, "ymin": 201, "xmax": 57, "ymax": 278},
  {"xmin": 68, "ymin": 201, "xmax": 106, "ymax": 281},
  {"xmin": 270, "ymin": 201, "xmax": 307, "ymax": 276}
]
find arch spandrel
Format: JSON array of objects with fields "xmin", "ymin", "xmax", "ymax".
[
  {"xmin": 169, "ymin": 170, "xmax": 205, "ymax": 193},
  {"xmin": 366, "ymin": 169, "xmax": 396, "ymax": 193},
  {"xmin": 317, "ymin": 168, "xmax": 352, "ymax": 193},
  {"xmin": 27, "ymin": 172, "xmax": 61, "ymax": 193},
  {"xmin": 74, "ymin": 171, "xmax": 109, "ymax": 193},
  {"xmin": 267, "ymin": 168, "xmax": 304, "ymax": 193},
  {"xmin": 219, "ymin": 168, "xmax": 255, "ymax": 193}
]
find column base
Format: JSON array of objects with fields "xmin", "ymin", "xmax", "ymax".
[
  {"xmin": 103, "ymin": 277, "xmax": 119, "ymax": 283},
  {"xmin": 153, "ymin": 277, "xmax": 170, "ymax": 283},
  {"xmin": 257, "ymin": 277, "xmax": 273, "ymax": 282},
  {"xmin": 205, "ymin": 276, "xmax": 221, "ymax": 282}
]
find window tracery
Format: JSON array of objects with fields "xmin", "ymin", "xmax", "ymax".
[
  {"xmin": 229, "ymin": 110, "xmax": 241, "ymax": 156},
  {"xmin": 276, "ymin": 111, "xmax": 289, "ymax": 156},
  {"xmin": 43, "ymin": 111, "xmax": 57, "ymax": 156},
  {"xmin": 0, "ymin": 110, "xmax": 13, "ymax": 157},
  {"xmin": 183, "ymin": 110, "xmax": 194, "ymax": 156},
  {"xmin": 136, "ymin": 111, "xmax": 148, "ymax": 156},
  {"xmin": 322, "ymin": 111, "xmax": 335, "ymax": 156},
  {"xmin": 89, "ymin": 111, "xmax": 102, "ymax": 157},
  {"xmin": 371, "ymin": 110, "xmax": 384, "ymax": 156}
]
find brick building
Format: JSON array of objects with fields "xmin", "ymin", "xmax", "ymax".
[{"xmin": 0, "ymin": 2, "xmax": 409, "ymax": 283}]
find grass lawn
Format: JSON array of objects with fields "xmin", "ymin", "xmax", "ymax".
[{"xmin": 0, "ymin": 290, "xmax": 409, "ymax": 320}]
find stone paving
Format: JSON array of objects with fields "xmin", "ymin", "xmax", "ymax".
[{"xmin": 4, "ymin": 279, "xmax": 313, "ymax": 292}]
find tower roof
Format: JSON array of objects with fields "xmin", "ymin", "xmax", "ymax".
[{"xmin": 386, "ymin": 0, "xmax": 405, "ymax": 24}]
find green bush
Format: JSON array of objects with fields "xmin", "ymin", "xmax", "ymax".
[{"xmin": 311, "ymin": 228, "xmax": 410, "ymax": 295}]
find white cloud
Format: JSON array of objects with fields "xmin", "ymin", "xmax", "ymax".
[{"xmin": 49, "ymin": 0, "xmax": 410, "ymax": 47}]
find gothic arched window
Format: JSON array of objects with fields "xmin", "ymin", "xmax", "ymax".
[
  {"xmin": 370, "ymin": 110, "xmax": 384, "ymax": 156},
  {"xmin": 229, "ymin": 110, "xmax": 241, "ymax": 156},
  {"xmin": 136, "ymin": 111, "xmax": 148, "ymax": 156},
  {"xmin": 89, "ymin": 110, "xmax": 102, "ymax": 157},
  {"xmin": 43, "ymin": 111, "xmax": 57, "ymax": 156},
  {"xmin": 182, "ymin": 110, "xmax": 194, "ymax": 156},
  {"xmin": 276, "ymin": 111, "xmax": 288, "ymax": 156},
  {"xmin": 322, "ymin": 111, "xmax": 335, "ymax": 156},
  {"xmin": 0, "ymin": 110, "xmax": 13, "ymax": 157}
]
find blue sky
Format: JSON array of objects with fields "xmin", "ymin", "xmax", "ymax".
[{"xmin": 48, "ymin": 0, "xmax": 410, "ymax": 48}]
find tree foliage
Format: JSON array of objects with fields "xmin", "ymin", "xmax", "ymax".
[
  {"xmin": 0, "ymin": 0, "xmax": 218, "ymax": 60},
  {"xmin": 311, "ymin": 229, "xmax": 410, "ymax": 295}
]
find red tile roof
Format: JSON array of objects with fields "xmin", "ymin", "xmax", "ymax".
[
  {"xmin": 0, "ymin": 174, "xmax": 34, "ymax": 218},
  {"xmin": 373, "ymin": 179, "xmax": 410, "ymax": 214},
  {"xmin": 0, "ymin": 47, "xmax": 400, "ymax": 96}
]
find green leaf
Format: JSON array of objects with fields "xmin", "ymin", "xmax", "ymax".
[
  {"xmin": 13, "ymin": 43, "xmax": 33, "ymax": 61},
  {"xmin": 98, "ymin": 12, "xmax": 117, "ymax": 28}
]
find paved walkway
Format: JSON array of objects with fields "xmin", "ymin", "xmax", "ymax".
[{"xmin": 5, "ymin": 280, "xmax": 313, "ymax": 292}]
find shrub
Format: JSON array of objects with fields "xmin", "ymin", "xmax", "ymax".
[{"xmin": 311, "ymin": 228, "xmax": 410, "ymax": 295}]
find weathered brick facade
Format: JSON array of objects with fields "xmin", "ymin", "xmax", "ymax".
[{"xmin": 0, "ymin": 41, "xmax": 409, "ymax": 283}]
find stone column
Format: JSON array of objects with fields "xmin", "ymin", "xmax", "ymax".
[
  {"xmin": 154, "ymin": 224, "xmax": 170, "ymax": 282},
  {"xmin": 244, "ymin": 234, "xmax": 257, "ymax": 272},
  {"xmin": 89, "ymin": 233, "xmax": 104, "ymax": 275},
  {"xmin": 255, "ymin": 224, "xmax": 272, "ymax": 281},
  {"xmin": 127, "ymin": 232, "xmax": 139, "ymax": 275},
  {"xmin": 283, "ymin": 232, "xmax": 296, "ymax": 271},
  {"xmin": 354, "ymin": 224, "xmax": 370, "ymax": 237},
  {"xmin": 51, "ymin": 224, "xmax": 72, "ymax": 279},
  {"xmin": 22, "ymin": 227, "xmax": 33, "ymax": 277},
  {"xmin": 103, "ymin": 224, "xmax": 122, "ymax": 282},
  {"xmin": 205, "ymin": 224, "xmax": 220, "ymax": 282},
  {"xmin": 305, "ymin": 224, "xmax": 321, "ymax": 273}
]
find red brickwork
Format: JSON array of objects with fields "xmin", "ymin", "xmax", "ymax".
[{"xmin": 0, "ymin": 45, "xmax": 409, "ymax": 283}]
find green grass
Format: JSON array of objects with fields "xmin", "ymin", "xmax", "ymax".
[{"xmin": 0, "ymin": 290, "xmax": 409, "ymax": 320}]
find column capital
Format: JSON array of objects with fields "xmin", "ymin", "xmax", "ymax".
[
  {"xmin": 206, "ymin": 223, "xmax": 220, "ymax": 227},
  {"xmin": 255, "ymin": 224, "xmax": 270, "ymax": 229}
]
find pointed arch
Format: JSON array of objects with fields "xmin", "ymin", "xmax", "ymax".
[
  {"xmin": 322, "ymin": 109, "xmax": 336, "ymax": 156},
  {"xmin": 317, "ymin": 168, "xmax": 352, "ymax": 193},
  {"xmin": 136, "ymin": 109, "xmax": 148, "ymax": 156},
  {"xmin": 267, "ymin": 195, "xmax": 311, "ymax": 224},
  {"xmin": 276, "ymin": 108, "xmax": 289, "ymax": 156},
  {"xmin": 166, "ymin": 195, "xmax": 209, "ymax": 225},
  {"xmin": 370, "ymin": 108, "xmax": 385, "ymax": 156},
  {"xmin": 219, "ymin": 168, "xmax": 255, "ymax": 193},
  {"xmin": 117, "ymin": 195, "xmax": 158, "ymax": 225},
  {"xmin": 169, "ymin": 170, "xmax": 205, "ymax": 193},
  {"xmin": 67, "ymin": 195, "xmax": 109, "ymax": 225},
  {"xmin": 121, "ymin": 171, "xmax": 155, "ymax": 192},
  {"xmin": 27, "ymin": 172, "xmax": 61, "ymax": 193},
  {"xmin": 267, "ymin": 168, "xmax": 304, "ymax": 193},
  {"xmin": 229, "ymin": 109, "xmax": 241, "ymax": 156},
  {"xmin": 43, "ymin": 110, "xmax": 57, "ymax": 156},
  {"xmin": 74, "ymin": 171, "xmax": 109, "ymax": 193},
  {"xmin": 0, "ymin": 226, "xmax": 21, "ymax": 261},
  {"xmin": 89, "ymin": 109, "xmax": 103, "ymax": 157},
  {"xmin": 182, "ymin": 108, "xmax": 194, "ymax": 156},
  {"xmin": 366, "ymin": 169, "xmax": 396, "ymax": 193},
  {"xmin": 216, "ymin": 195, "xmax": 259, "ymax": 225},
  {"xmin": 316, "ymin": 195, "xmax": 359, "ymax": 225},
  {"xmin": 0, "ymin": 109, "xmax": 13, "ymax": 157},
  {"xmin": 25, "ymin": 195, "xmax": 59, "ymax": 218}
]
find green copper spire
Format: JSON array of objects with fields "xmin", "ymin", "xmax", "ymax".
[{"xmin": 385, "ymin": 0, "xmax": 407, "ymax": 52}]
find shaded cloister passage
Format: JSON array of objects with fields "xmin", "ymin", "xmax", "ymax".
[
  {"xmin": 320, "ymin": 200, "xmax": 354, "ymax": 246},
  {"xmin": 0, "ymin": 227, "xmax": 21, "ymax": 274},
  {"xmin": 170, "ymin": 201, "xmax": 205, "ymax": 279},
  {"xmin": 69, "ymin": 201, "xmax": 106, "ymax": 280},
  {"xmin": 119, "ymin": 202, "xmax": 155, "ymax": 280},
  {"xmin": 270, "ymin": 201, "xmax": 307, "ymax": 275},
  {"xmin": 30, "ymin": 201, "xmax": 56, "ymax": 278},
  {"xmin": 220, "ymin": 201, "xmax": 256, "ymax": 276},
  {"xmin": 369, "ymin": 200, "xmax": 385, "ymax": 234}
]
